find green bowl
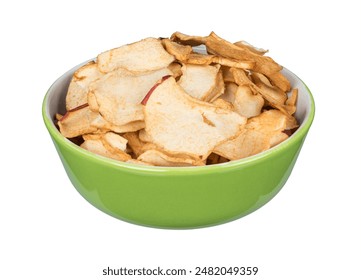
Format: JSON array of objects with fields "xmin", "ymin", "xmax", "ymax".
[{"xmin": 42, "ymin": 62, "xmax": 315, "ymax": 229}]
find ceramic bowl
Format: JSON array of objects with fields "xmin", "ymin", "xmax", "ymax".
[{"xmin": 42, "ymin": 61, "xmax": 315, "ymax": 229}]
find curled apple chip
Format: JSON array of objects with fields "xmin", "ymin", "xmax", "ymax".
[
  {"xmin": 66, "ymin": 61, "xmax": 103, "ymax": 110},
  {"xmin": 80, "ymin": 138, "xmax": 131, "ymax": 161},
  {"xmin": 162, "ymin": 38, "xmax": 193, "ymax": 61},
  {"xmin": 90, "ymin": 113, "xmax": 145, "ymax": 133},
  {"xmin": 232, "ymin": 85, "xmax": 264, "ymax": 118},
  {"xmin": 177, "ymin": 64, "xmax": 221, "ymax": 101},
  {"xmin": 123, "ymin": 131, "xmax": 156, "ymax": 158},
  {"xmin": 90, "ymin": 67, "xmax": 172, "ymax": 127},
  {"xmin": 138, "ymin": 149, "xmax": 205, "ymax": 167},
  {"xmin": 233, "ymin": 40, "xmax": 268, "ymax": 55},
  {"xmin": 143, "ymin": 76, "xmax": 246, "ymax": 159},
  {"xmin": 58, "ymin": 104, "xmax": 99, "ymax": 138},
  {"xmin": 97, "ymin": 37, "xmax": 174, "ymax": 73},
  {"xmin": 214, "ymin": 110, "xmax": 292, "ymax": 160}
]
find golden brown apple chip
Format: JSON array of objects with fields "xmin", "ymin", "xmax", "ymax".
[
  {"xmin": 123, "ymin": 131, "xmax": 156, "ymax": 158},
  {"xmin": 138, "ymin": 149, "xmax": 205, "ymax": 167},
  {"xmin": 233, "ymin": 41, "xmax": 268, "ymax": 55},
  {"xmin": 102, "ymin": 132, "xmax": 128, "ymax": 152},
  {"xmin": 97, "ymin": 37, "xmax": 174, "ymax": 73},
  {"xmin": 251, "ymin": 72, "xmax": 288, "ymax": 109},
  {"xmin": 143, "ymin": 76, "xmax": 246, "ymax": 159},
  {"xmin": 66, "ymin": 61, "xmax": 103, "ymax": 110},
  {"xmin": 162, "ymin": 38, "xmax": 193, "ymax": 61},
  {"xmin": 80, "ymin": 138, "xmax": 130, "ymax": 161},
  {"xmin": 214, "ymin": 110, "xmax": 290, "ymax": 160},
  {"xmin": 170, "ymin": 31, "xmax": 207, "ymax": 46},
  {"xmin": 204, "ymin": 32, "xmax": 282, "ymax": 76},
  {"xmin": 267, "ymin": 71, "xmax": 291, "ymax": 92},
  {"xmin": 90, "ymin": 114, "xmax": 145, "ymax": 133},
  {"xmin": 232, "ymin": 85, "xmax": 264, "ymax": 118},
  {"xmin": 177, "ymin": 64, "xmax": 221, "ymax": 101},
  {"xmin": 58, "ymin": 104, "xmax": 99, "ymax": 138},
  {"xmin": 167, "ymin": 62, "xmax": 183, "ymax": 79},
  {"xmin": 90, "ymin": 67, "xmax": 172, "ymax": 126}
]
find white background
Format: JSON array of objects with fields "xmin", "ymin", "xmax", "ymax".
[{"xmin": 1, "ymin": 0, "xmax": 360, "ymax": 279}]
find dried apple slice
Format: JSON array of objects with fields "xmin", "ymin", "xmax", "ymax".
[
  {"xmin": 123, "ymin": 131, "xmax": 157, "ymax": 158},
  {"xmin": 214, "ymin": 110, "xmax": 292, "ymax": 160},
  {"xmin": 233, "ymin": 40, "xmax": 268, "ymax": 55},
  {"xmin": 138, "ymin": 149, "xmax": 205, "ymax": 167},
  {"xmin": 167, "ymin": 62, "xmax": 182, "ymax": 79},
  {"xmin": 66, "ymin": 61, "xmax": 103, "ymax": 110},
  {"xmin": 267, "ymin": 71, "xmax": 291, "ymax": 92},
  {"xmin": 102, "ymin": 132, "xmax": 128, "ymax": 152},
  {"xmin": 90, "ymin": 113, "xmax": 145, "ymax": 133},
  {"xmin": 90, "ymin": 67, "xmax": 172, "ymax": 127},
  {"xmin": 80, "ymin": 138, "xmax": 131, "ymax": 161},
  {"xmin": 97, "ymin": 37, "xmax": 174, "ymax": 73},
  {"xmin": 170, "ymin": 31, "xmax": 207, "ymax": 46},
  {"xmin": 205, "ymin": 32, "xmax": 282, "ymax": 76},
  {"xmin": 232, "ymin": 85, "xmax": 264, "ymax": 118},
  {"xmin": 162, "ymin": 38, "xmax": 193, "ymax": 61},
  {"xmin": 177, "ymin": 64, "xmax": 221, "ymax": 101},
  {"xmin": 58, "ymin": 104, "xmax": 99, "ymax": 138},
  {"xmin": 143, "ymin": 76, "xmax": 246, "ymax": 159}
]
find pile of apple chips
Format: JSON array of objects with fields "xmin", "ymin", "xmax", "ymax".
[{"xmin": 57, "ymin": 32, "xmax": 298, "ymax": 167}]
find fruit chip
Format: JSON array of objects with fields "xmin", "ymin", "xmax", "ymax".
[
  {"xmin": 142, "ymin": 76, "xmax": 246, "ymax": 159},
  {"xmin": 57, "ymin": 32, "xmax": 299, "ymax": 166}
]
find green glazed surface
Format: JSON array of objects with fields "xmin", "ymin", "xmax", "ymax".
[{"xmin": 42, "ymin": 62, "xmax": 315, "ymax": 229}]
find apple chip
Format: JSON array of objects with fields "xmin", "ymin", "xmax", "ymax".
[
  {"xmin": 102, "ymin": 132, "xmax": 128, "ymax": 152},
  {"xmin": 167, "ymin": 62, "xmax": 182, "ymax": 79},
  {"xmin": 58, "ymin": 104, "xmax": 99, "ymax": 138},
  {"xmin": 177, "ymin": 64, "xmax": 221, "ymax": 101},
  {"xmin": 90, "ymin": 114, "xmax": 145, "ymax": 133},
  {"xmin": 232, "ymin": 85, "xmax": 264, "ymax": 118},
  {"xmin": 123, "ymin": 131, "xmax": 156, "ymax": 158},
  {"xmin": 66, "ymin": 61, "xmax": 103, "ymax": 110},
  {"xmin": 90, "ymin": 67, "xmax": 172, "ymax": 126},
  {"xmin": 143, "ymin": 76, "xmax": 246, "ymax": 159},
  {"xmin": 214, "ymin": 110, "xmax": 291, "ymax": 160},
  {"xmin": 80, "ymin": 138, "xmax": 130, "ymax": 161},
  {"xmin": 251, "ymin": 72, "xmax": 288, "ymax": 109},
  {"xmin": 267, "ymin": 71, "xmax": 291, "ymax": 92},
  {"xmin": 97, "ymin": 37, "xmax": 174, "ymax": 73},
  {"xmin": 170, "ymin": 31, "xmax": 207, "ymax": 46},
  {"xmin": 233, "ymin": 40, "xmax": 268, "ymax": 55},
  {"xmin": 162, "ymin": 38, "xmax": 193, "ymax": 61},
  {"xmin": 204, "ymin": 32, "xmax": 282, "ymax": 76},
  {"xmin": 138, "ymin": 149, "xmax": 205, "ymax": 167}
]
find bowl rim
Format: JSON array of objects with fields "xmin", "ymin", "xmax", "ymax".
[{"xmin": 42, "ymin": 63, "xmax": 315, "ymax": 175}]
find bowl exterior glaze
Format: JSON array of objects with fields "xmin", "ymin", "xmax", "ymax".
[{"xmin": 43, "ymin": 63, "xmax": 314, "ymax": 229}]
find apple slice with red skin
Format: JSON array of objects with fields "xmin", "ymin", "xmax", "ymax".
[
  {"xmin": 59, "ymin": 103, "xmax": 89, "ymax": 122},
  {"xmin": 141, "ymin": 75, "xmax": 172, "ymax": 105}
]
